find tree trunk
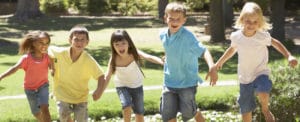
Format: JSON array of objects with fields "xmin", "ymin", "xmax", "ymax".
[
  {"xmin": 158, "ymin": 0, "xmax": 168, "ymax": 20},
  {"xmin": 223, "ymin": 0, "xmax": 234, "ymax": 28},
  {"xmin": 13, "ymin": 0, "xmax": 43, "ymax": 21},
  {"xmin": 270, "ymin": 0, "xmax": 285, "ymax": 41},
  {"xmin": 209, "ymin": 0, "xmax": 225, "ymax": 42}
]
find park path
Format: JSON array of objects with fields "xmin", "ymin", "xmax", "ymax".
[{"xmin": 0, "ymin": 80, "xmax": 238, "ymax": 101}]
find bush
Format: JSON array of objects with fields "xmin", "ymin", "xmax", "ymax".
[
  {"xmin": 40, "ymin": 0, "xmax": 67, "ymax": 14},
  {"xmin": 266, "ymin": 62, "xmax": 300, "ymax": 121},
  {"xmin": 87, "ymin": 0, "xmax": 109, "ymax": 15}
]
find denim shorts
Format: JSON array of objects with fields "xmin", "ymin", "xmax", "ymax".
[
  {"xmin": 160, "ymin": 86, "xmax": 197, "ymax": 122},
  {"xmin": 57, "ymin": 101, "xmax": 88, "ymax": 122},
  {"xmin": 238, "ymin": 75, "xmax": 272, "ymax": 114},
  {"xmin": 116, "ymin": 86, "xmax": 144, "ymax": 114},
  {"xmin": 25, "ymin": 82, "xmax": 49, "ymax": 115}
]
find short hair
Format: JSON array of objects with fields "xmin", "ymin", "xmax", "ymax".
[
  {"xmin": 69, "ymin": 25, "xmax": 89, "ymax": 40},
  {"xmin": 164, "ymin": 2, "xmax": 187, "ymax": 17}
]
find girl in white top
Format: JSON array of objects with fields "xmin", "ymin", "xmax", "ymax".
[
  {"xmin": 215, "ymin": 2, "xmax": 298, "ymax": 122},
  {"xmin": 105, "ymin": 30, "xmax": 163, "ymax": 122}
]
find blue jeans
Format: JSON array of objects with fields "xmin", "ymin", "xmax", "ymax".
[
  {"xmin": 25, "ymin": 83, "xmax": 49, "ymax": 115},
  {"xmin": 160, "ymin": 86, "xmax": 197, "ymax": 122},
  {"xmin": 238, "ymin": 75, "xmax": 272, "ymax": 114},
  {"xmin": 57, "ymin": 101, "xmax": 88, "ymax": 122},
  {"xmin": 116, "ymin": 86, "xmax": 144, "ymax": 114}
]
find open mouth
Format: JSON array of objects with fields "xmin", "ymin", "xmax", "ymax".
[
  {"xmin": 171, "ymin": 25, "xmax": 178, "ymax": 29},
  {"xmin": 119, "ymin": 49, "xmax": 125, "ymax": 54}
]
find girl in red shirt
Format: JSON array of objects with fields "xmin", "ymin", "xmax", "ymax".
[{"xmin": 0, "ymin": 31, "xmax": 53, "ymax": 122}]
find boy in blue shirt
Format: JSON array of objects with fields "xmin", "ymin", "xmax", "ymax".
[{"xmin": 159, "ymin": 2, "xmax": 218, "ymax": 122}]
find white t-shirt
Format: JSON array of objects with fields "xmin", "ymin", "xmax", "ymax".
[
  {"xmin": 114, "ymin": 61, "xmax": 144, "ymax": 88},
  {"xmin": 230, "ymin": 30, "xmax": 272, "ymax": 84}
]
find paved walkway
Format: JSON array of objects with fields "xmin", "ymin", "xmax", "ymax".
[{"xmin": 0, "ymin": 80, "xmax": 237, "ymax": 101}]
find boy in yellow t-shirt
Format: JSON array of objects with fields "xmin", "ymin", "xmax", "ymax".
[{"xmin": 48, "ymin": 25, "xmax": 108, "ymax": 122}]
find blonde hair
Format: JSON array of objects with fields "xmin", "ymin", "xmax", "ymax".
[
  {"xmin": 235, "ymin": 2, "xmax": 271, "ymax": 31},
  {"xmin": 164, "ymin": 2, "xmax": 187, "ymax": 17}
]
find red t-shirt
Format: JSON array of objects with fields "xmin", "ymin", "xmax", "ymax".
[{"xmin": 20, "ymin": 53, "xmax": 50, "ymax": 90}]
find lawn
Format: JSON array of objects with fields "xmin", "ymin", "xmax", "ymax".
[{"xmin": 0, "ymin": 15, "xmax": 298, "ymax": 121}]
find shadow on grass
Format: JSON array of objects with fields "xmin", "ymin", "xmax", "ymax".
[
  {"xmin": 0, "ymin": 86, "xmax": 5, "ymax": 91},
  {"xmin": 1, "ymin": 15, "xmax": 204, "ymax": 39},
  {"xmin": 0, "ymin": 38, "xmax": 18, "ymax": 55}
]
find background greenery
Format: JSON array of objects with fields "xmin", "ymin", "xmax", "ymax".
[{"xmin": 0, "ymin": 6, "xmax": 299, "ymax": 121}]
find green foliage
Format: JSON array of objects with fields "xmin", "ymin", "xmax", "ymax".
[
  {"xmin": 108, "ymin": 0, "xmax": 156, "ymax": 15},
  {"xmin": 40, "ymin": 0, "xmax": 67, "ymax": 14},
  {"xmin": 87, "ymin": 0, "xmax": 109, "ymax": 15},
  {"xmin": 268, "ymin": 62, "xmax": 300, "ymax": 121},
  {"xmin": 185, "ymin": 0, "xmax": 207, "ymax": 12}
]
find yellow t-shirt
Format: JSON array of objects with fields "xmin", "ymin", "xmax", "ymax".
[{"xmin": 49, "ymin": 46, "xmax": 104, "ymax": 103}]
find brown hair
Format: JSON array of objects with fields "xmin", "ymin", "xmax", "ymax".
[
  {"xmin": 19, "ymin": 31, "xmax": 50, "ymax": 54},
  {"xmin": 110, "ymin": 30, "xmax": 142, "ymax": 73},
  {"xmin": 69, "ymin": 25, "xmax": 89, "ymax": 41}
]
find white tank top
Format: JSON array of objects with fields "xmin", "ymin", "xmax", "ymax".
[{"xmin": 113, "ymin": 61, "xmax": 144, "ymax": 88}]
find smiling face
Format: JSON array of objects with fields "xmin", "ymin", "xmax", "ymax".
[
  {"xmin": 113, "ymin": 39, "xmax": 129, "ymax": 56},
  {"xmin": 241, "ymin": 14, "xmax": 260, "ymax": 36},
  {"xmin": 69, "ymin": 33, "xmax": 89, "ymax": 52},
  {"xmin": 33, "ymin": 37, "xmax": 50, "ymax": 54},
  {"xmin": 165, "ymin": 11, "xmax": 186, "ymax": 34}
]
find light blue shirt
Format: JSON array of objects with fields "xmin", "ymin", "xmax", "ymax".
[{"xmin": 160, "ymin": 27, "xmax": 206, "ymax": 88}]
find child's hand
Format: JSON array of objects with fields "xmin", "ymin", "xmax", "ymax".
[
  {"xmin": 288, "ymin": 56, "xmax": 298, "ymax": 68},
  {"xmin": 215, "ymin": 62, "xmax": 223, "ymax": 70},
  {"xmin": 92, "ymin": 89, "xmax": 101, "ymax": 101},
  {"xmin": 205, "ymin": 65, "xmax": 218, "ymax": 86}
]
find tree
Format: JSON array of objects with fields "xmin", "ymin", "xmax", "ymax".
[
  {"xmin": 270, "ymin": 0, "xmax": 286, "ymax": 41},
  {"xmin": 158, "ymin": 0, "xmax": 168, "ymax": 19},
  {"xmin": 209, "ymin": 0, "xmax": 225, "ymax": 42},
  {"xmin": 223, "ymin": 0, "xmax": 234, "ymax": 28},
  {"xmin": 13, "ymin": 0, "xmax": 43, "ymax": 21}
]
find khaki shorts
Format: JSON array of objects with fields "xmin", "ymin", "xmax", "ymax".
[{"xmin": 57, "ymin": 101, "xmax": 88, "ymax": 122}]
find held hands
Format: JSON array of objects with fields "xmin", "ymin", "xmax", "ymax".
[
  {"xmin": 288, "ymin": 55, "xmax": 298, "ymax": 68},
  {"xmin": 92, "ymin": 89, "xmax": 101, "ymax": 101},
  {"xmin": 205, "ymin": 65, "xmax": 218, "ymax": 86}
]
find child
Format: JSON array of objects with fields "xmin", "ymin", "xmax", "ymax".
[
  {"xmin": 105, "ymin": 29, "xmax": 164, "ymax": 122},
  {"xmin": 0, "ymin": 31, "xmax": 53, "ymax": 122},
  {"xmin": 48, "ymin": 25, "xmax": 108, "ymax": 122},
  {"xmin": 215, "ymin": 2, "xmax": 298, "ymax": 122},
  {"xmin": 159, "ymin": 2, "xmax": 218, "ymax": 122}
]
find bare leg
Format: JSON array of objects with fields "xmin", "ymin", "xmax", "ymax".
[
  {"xmin": 123, "ymin": 106, "xmax": 132, "ymax": 122},
  {"xmin": 135, "ymin": 114, "xmax": 144, "ymax": 122},
  {"xmin": 40, "ymin": 104, "xmax": 51, "ymax": 122},
  {"xmin": 257, "ymin": 92, "xmax": 275, "ymax": 122},
  {"xmin": 194, "ymin": 111, "xmax": 205, "ymax": 122},
  {"xmin": 34, "ymin": 112, "xmax": 43, "ymax": 122},
  {"xmin": 168, "ymin": 118, "xmax": 176, "ymax": 122},
  {"xmin": 242, "ymin": 112, "xmax": 252, "ymax": 122}
]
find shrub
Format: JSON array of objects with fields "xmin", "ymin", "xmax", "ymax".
[
  {"xmin": 265, "ymin": 61, "xmax": 300, "ymax": 121},
  {"xmin": 40, "ymin": 0, "xmax": 67, "ymax": 14}
]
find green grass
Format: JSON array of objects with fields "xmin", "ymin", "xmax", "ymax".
[
  {"xmin": 0, "ymin": 15, "xmax": 298, "ymax": 121},
  {"xmin": 0, "ymin": 86, "xmax": 239, "ymax": 121}
]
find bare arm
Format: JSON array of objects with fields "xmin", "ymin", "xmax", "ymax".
[
  {"xmin": 215, "ymin": 46, "xmax": 237, "ymax": 70},
  {"xmin": 92, "ymin": 57, "xmax": 113, "ymax": 101},
  {"xmin": 0, "ymin": 59, "xmax": 22, "ymax": 81},
  {"xmin": 49, "ymin": 58, "xmax": 55, "ymax": 76},
  {"xmin": 138, "ymin": 50, "xmax": 164, "ymax": 65},
  {"xmin": 203, "ymin": 49, "xmax": 218, "ymax": 86},
  {"xmin": 271, "ymin": 38, "xmax": 298, "ymax": 68}
]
